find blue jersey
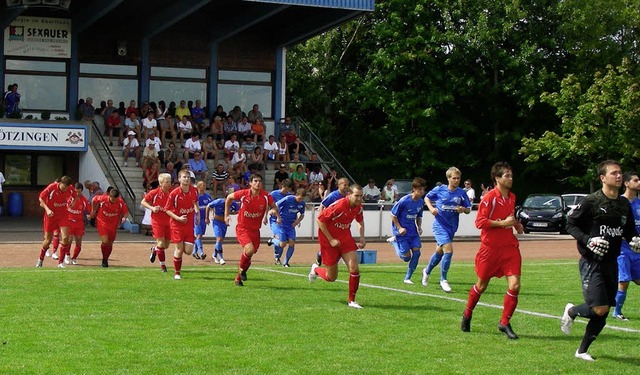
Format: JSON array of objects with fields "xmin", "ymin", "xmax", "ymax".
[
  {"xmin": 391, "ymin": 194, "xmax": 424, "ymax": 237},
  {"xmin": 197, "ymin": 193, "xmax": 214, "ymax": 222},
  {"xmin": 207, "ymin": 198, "xmax": 239, "ymax": 218},
  {"xmin": 269, "ymin": 189, "xmax": 292, "ymax": 224},
  {"xmin": 321, "ymin": 190, "xmax": 347, "ymax": 208},
  {"xmin": 621, "ymin": 197, "xmax": 640, "ymax": 257},
  {"xmin": 277, "ymin": 195, "xmax": 306, "ymax": 228},
  {"xmin": 426, "ymin": 185, "xmax": 471, "ymax": 233}
]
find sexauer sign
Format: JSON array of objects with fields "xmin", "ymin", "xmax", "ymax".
[
  {"xmin": 4, "ymin": 16, "xmax": 71, "ymax": 58},
  {"xmin": 0, "ymin": 123, "xmax": 88, "ymax": 151}
]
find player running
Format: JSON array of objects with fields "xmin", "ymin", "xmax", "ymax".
[
  {"xmin": 91, "ymin": 188, "xmax": 128, "ymax": 268},
  {"xmin": 141, "ymin": 173, "xmax": 173, "ymax": 273},
  {"xmin": 205, "ymin": 195, "xmax": 239, "ymax": 265},
  {"xmin": 314, "ymin": 177, "xmax": 350, "ymax": 265},
  {"xmin": 272, "ymin": 188, "xmax": 307, "ymax": 267},
  {"xmin": 267, "ymin": 179, "xmax": 293, "ymax": 264},
  {"xmin": 193, "ymin": 180, "xmax": 213, "ymax": 260},
  {"xmin": 65, "ymin": 183, "xmax": 91, "ymax": 265},
  {"xmin": 37, "ymin": 176, "xmax": 76, "ymax": 268}
]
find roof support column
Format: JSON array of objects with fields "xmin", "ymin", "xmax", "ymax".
[
  {"xmin": 140, "ymin": 37, "xmax": 150, "ymax": 104},
  {"xmin": 274, "ymin": 46, "xmax": 286, "ymax": 137},
  {"xmin": 208, "ymin": 41, "xmax": 219, "ymax": 118}
]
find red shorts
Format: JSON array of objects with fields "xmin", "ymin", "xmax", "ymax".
[
  {"xmin": 68, "ymin": 221, "xmax": 85, "ymax": 237},
  {"xmin": 152, "ymin": 222, "xmax": 171, "ymax": 240},
  {"xmin": 319, "ymin": 235, "xmax": 357, "ymax": 267},
  {"xmin": 236, "ymin": 226, "xmax": 260, "ymax": 251},
  {"xmin": 171, "ymin": 225, "xmax": 195, "ymax": 244},
  {"xmin": 43, "ymin": 212, "xmax": 70, "ymax": 233},
  {"xmin": 97, "ymin": 225, "xmax": 117, "ymax": 242},
  {"xmin": 475, "ymin": 244, "xmax": 521, "ymax": 280}
]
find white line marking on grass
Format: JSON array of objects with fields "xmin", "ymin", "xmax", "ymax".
[{"xmin": 257, "ymin": 267, "xmax": 640, "ymax": 334}]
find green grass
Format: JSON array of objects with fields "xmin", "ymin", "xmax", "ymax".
[{"xmin": 1, "ymin": 260, "xmax": 639, "ymax": 374}]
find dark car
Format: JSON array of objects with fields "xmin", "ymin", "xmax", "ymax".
[{"xmin": 517, "ymin": 194, "xmax": 568, "ymax": 234}]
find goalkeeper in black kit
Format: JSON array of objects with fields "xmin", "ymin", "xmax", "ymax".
[{"xmin": 560, "ymin": 160, "xmax": 639, "ymax": 362}]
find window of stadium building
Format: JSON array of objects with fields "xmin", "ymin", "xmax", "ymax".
[
  {"xmin": 37, "ymin": 156, "xmax": 64, "ymax": 186},
  {"xmin": 3, "ymin": 155, "xmax": 31, "ymax": 186},
  {"xmin": 79, "ymin": 78, "xmax": 138, "ymax": 107},
  {"xmin": 151, "ymin": 67, "xmax": 206, "ymax": 80},
  {"xmin": 217, "ymin": 84, "xmax": 272, "ymax": 118},
  {"xmin": 80, "ymin": 63, "xmax": 137, "ymax": 76},
  {"xmin": 6, "ymin": 60, "xmax": 66, "ymax": 73},
  {"xmin": 218, "ymin": 70, "xmax": 271, "ymax": 83},
  {"xmin": 5, "ymin": 74, "xmax": 67, "ymax": 111},
  {"xmin": 150, "ymin": 81, "xmax": 206, "ymax": 106}
]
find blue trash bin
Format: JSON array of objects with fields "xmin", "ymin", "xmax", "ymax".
[{"xmin": 7, "ymin": 192, "xmax": 23, "ymax": 217}]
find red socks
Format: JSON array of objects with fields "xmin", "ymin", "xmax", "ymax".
[
  {"xmin": 500, "ymin": 289, "xmax": 519, "ymax": 326},
  {"xmin": 157, "ymin": 247, "xmax": 166, "ymax": 263},
  {"xmin": 72, "ymin": 245, "xmax": 81, "ymax": 260},
  {"xmin": 39, "ymin": 247, "xmax": 48, "ymax": 261},
  {"xmin": 349, "ymin": 273, "xmax": 360, "ymax": 303},
  {"xmin": 174, "ymin": 257, "xmax": 182, "ymax": 274},
  {"xmin": 58, "ymin": 244, "xmax": 71, "ymax": 264},
  {"xmin": 52, "ymin": 235, "xmax": 60, "ymax": 252},
  {"xmin": 464, "ymin": 285, "xmax": 483, "ymax": 319},
  {"xmin": 100, "ymin": 244, "xmax": 112, "ymax": 260},
  {"xmin": 239, "ymin": 252, "xmax": 251, "ymax": 272}
]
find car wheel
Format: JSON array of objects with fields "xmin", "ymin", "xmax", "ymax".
[{"xmin": 524, "ymin": 229, "xmax": 530, "ymax": 234}]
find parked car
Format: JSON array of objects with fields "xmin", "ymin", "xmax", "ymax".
[
  {"xmin": 562, "ymin": 193, "xmax": 587, "ymax": 210},
  {"xmin": 517, "ymin": 194, "xmax": 569, "ymax": 234},
  {"xmin": 394, "ymin": 179, "xmax": 413, "ymax": 199}
]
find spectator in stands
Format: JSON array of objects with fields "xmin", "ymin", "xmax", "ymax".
[
  {"xmin": 219, "ymin": 154, "xmax": 231, "ymax": 173},
  {"xmin": 106, "ymin": 110, "xmax": 122, "ymax": 146},
  {"xmin": 160, "ymin": 113, "xmax": 176, "ymax": 146},
  {"xmin": 291, "ymin": 164, "xmax": 308, "ymax": 190},
  {"xmin": 164, "ymin": 142, "xmax": 182, "ymax": 170},
  {"xmin": 324, "ymin": 168, "xmax": 338, "ymax": 192},
  {"xmin": 145, "ymin": 132, "xmax": 163, "ymax": 160},
  {"xmin": 175, "ymin": 100, "xmax": 190, "ymax": 123},
  {"xmin": 247, "ymin": 104, "xmax": 263, "ymax": 124},
  {"xmin": 288, "ymin": 137, "xmax": 310, "ymax": 161},
  {"xmin": 211, "ymin": 105, "xmax": 227, "ymax": 124},
  {"xmin": 209, "ymin": 116, "xmax": 224, "ymax": 145},
  {"xmin": 117, "ymin": 101, "xmax": 126, "ymax": 117},
  {"xmin": 237, "ymin": 116, "xmax": 252, "ymax": 138},
  {"xmin": 278, "ymin": 135, "xmax": 289, "ymax": 162},
  {"xmin": 227, "ymin": 175, "xmax": 240, "ymax": 194},
  {"xmin": 363, "ymin": 179, "xmax": 381, "ymax": 202},
  {"xmin": 273, "ymin": 163, "xmax": 289, "ymax": 190},
  {"xmin": 279, "ymin": 117, "xmax": 294, "ymax": 135},
  {"xmin": 79, "ymin": 97, "xmax": 95, "ymax": 122},
  {"xmin": 242, "ymin": 136, "xmax": 257, "ymax": 154},
  {"xmin": 252, "ymin": 119, "xmax": 265, "ymax": 143},
  {"xmin": 229, "ymin": 105, "xmax": 245, "ymax": 122},
  {"xmin": 231, "ymin": 147, "xmax": 248, "ymax": 174},
  {"xmin": 211, "ymin": 163, "xmax": 230, "ymax": 197},
  {"xmin": 284, "ymin": 127, "xmax": 297, "ymax": 145},
  {"xmin": 177, "ymin": 115, "xmax": 193, "ymax": 146},
  {"xmin": 141, "ymin": 111, "xmax": 158, "ymax": 139},
  {"xmin": 191, "ymin": 100, "xmax": 206, "ymax": 133},
  {"xmin": 289, "ymin": 153, "xmax": 304, "ymax": 174},
  {"xmin": 264, "ymin": 135, "xmax": 279, "ymax": 165},
  {"xmin": 122, "ymin": 131, "xmax": 140, "ymax": 167},
  {"xmin": 308, "ymin": 166, "xmax": 324, "ymax": 187},
  {"xmin": 125, "ymin": 100, "xmax": 138, "ymax": 118},
  {"xmin": 224, "ymin": 134, "xmax": 240, "ymax": 160},
  {"xmin": 188, "ymin": 151, "xmax": 208, "ymax": 182},
  {"xmin": 223, "ymin": 115, "xmax": 238, "ymax": 141},
  {"xmin": 124, "ymin": 112, "xmax": 141, "ymax": 141},
  {"xmin": 140, "ymin": 101, "xmax": 152, "ymax": 118},
  {"xmin": 183, "ymin": 133, "xmax": 202, "ymax": 161},
  {"xmin": 156, "ymin": 100, "xmax": 168, "ymax": 133},
  {"xmin": 202, "ymin": 134, "xmax": 218, "ymax": 168},
  {"xmin": 168, "ymin": 101, "xmax": 177, "ymax": 118},
  {"xmin": 142, "ymin": 142, "xmax": 160, "ymax": 168},
  {"xmin": 464, "ymin": 179, "xmax": 476, "ymax": 203},
  {"xmin": 309, "ymin": 182, "xmax": 323, "ymax": 203},
  {"xmin": 382, "ymin": 179, "xmax": 398, "ymax": 203},
  {"xmin": 306, "ymin": 153, "xmax": 321, "ymax": 174},
  {"xmin": 249, "ymin": 146, "xmax": 264, "ymax": 172},
  {"xmin": 164, "ymin": 161, "xmax": 178, "ymax": 186},
  {"xmin": 143, "ymin": 161, "xmax": 159, "ymax": 189},
  {"xmin": 101, "ymin": 99, "xmax": 116, "ymax": 124}
]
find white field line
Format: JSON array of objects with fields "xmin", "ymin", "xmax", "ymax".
[{"xmin": 257, "ymin": 267, "xmax": 640, "ymax": 334}]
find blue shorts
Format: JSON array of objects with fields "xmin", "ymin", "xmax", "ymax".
[
  {"xmin": 194, "ymin": 221, "xmax": 207, "ymax": 236},
  {"xmin": 618, "ymin": 243, "xmax": 640, "ymax": 282},
  {"xmin": 396, "ymin": 235, "xmax": 421, "ymax": 256},
  {"xmin": 213, "ymin": 220, "xmax": 228, "ymax": 238},
  {"xmin": 275, "ymin": 225, "xmax": 296, "ymax": 243},
  {"xmin": 432, "ymin": 223, "xmax": 455, "ymax": 246}
]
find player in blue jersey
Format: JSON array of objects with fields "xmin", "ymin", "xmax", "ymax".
[
  {"xmin": 205, "ymin": 195, "xmax": 239, "ymax": 265},
  {"xmin": 270, "ymin": 188, "xmax": 307, "ymax": 267},
  {"xmin": 421, "ymin": 167, "xmax": 471, "ymax": 292},
  {"xmin": 315, "ymin": 177, "xmax": 351, "ymax": 265},
  {"xmin": 388, "ymin": 178, "xmax": 427, "ymax": 284},
  {"xmin": 612, "ymin": 171, "xmax": 640, "ymax": 320},
  {"xmin": 267, "ymin": 179, "xmax": 293, "ymax": 264},
  {"xmin": 193, "ymin": 181, "xmax": 213, "ymax": 260}
]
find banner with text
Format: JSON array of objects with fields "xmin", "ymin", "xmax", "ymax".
[
  {"xmin": 0, "ymin": 123, "xmax": 87, "ymax": 151},
  {"xmin": 3, "ymin": 17, "xmax": 71, "ymax": 58}
]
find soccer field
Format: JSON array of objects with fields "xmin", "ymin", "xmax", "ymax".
[{"xmin": 1, "ymin": 260, "xmax": 639, "ymax": 374}]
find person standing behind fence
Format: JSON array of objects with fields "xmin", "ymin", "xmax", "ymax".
[
  {"xmin": 388, "ymin": 178, "xmax": 427, "ymax": 284},
  {"xmin": 421, "ymin": 167, "xmax": 471, "ymax": 293}
]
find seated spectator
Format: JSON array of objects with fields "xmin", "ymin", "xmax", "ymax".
[
  {"xmin": 175, "ymin": 100, "xmax": 190, "ymax": 123},
  {"xmin": 145, "ymin": 132, "xmax": 162, "ymax": 153},
  {"xmin": 124, "ymin": 112, "xmax": 141, "ymax": 141},
  {"xmin": 211, "ymin": 105, "xmax": 227, "ymax": 124},
  {"xmin": 177, "ymin": 115, "xmax": 193, "ymax": 146},
  {"xmin": 160, "ymin": 113, "xmax": 177, "ymax": 146},
  {"xmin": 237, "ymin": 116, "xmax": 252, "ymax": 138},
  {"xmin": 218, "ymin": 154, "xmax": 231, "ymax": 172},
  {"xmin": 140, "ymin": 101, "xmax": 152, "ymax": 119},
  {"xmin": 209, "ymin": 115, "xmax": 224, "ymax": 144},
  {"xmin": 251, "ymin": 118, "xmax": 265, "ymax": 143},
  {"xmin": 308, "ymin": 167, "xmax": 324, "ymax": 186},
  {"xmin": 202, "ymin": 134, "xmax": 218, "ymax": 168},
  {"xmin": 125, "ymin": 100, "xmax": 139, "ymax": 118},
  {"xmin": 141, "ymin": 111, "xmax": 158, "ymax": 139},
  {"xmin": 141, "ymin": 142, "xmax": 160, "ymax": 168},
  {"xmin": 279, "ymin": 116, "xmax": 294, "ymax": 135},
  {"xmin": 229, "ymin": 105, "xmax": 245, "ymax": 122},
  {"xmin": 248, "ymin": 146, "xmax": 264, "ymax": 171},
  {"xmin": 122, "ymin": 131, "xmax": 140, "ymax": 167},
  {"xmin": 288, "ymin": 153, "xmax": 304, "ymax": 175},
  {"xmin": 278, "ymin": 135, "xmax": 289, "ymax": 162},
  {"xmin": 291, "ymin": 164, "xmax": 309, "ymax": 191},
  {"xmin": 363, "ymin": 179, "xmax": 381, "ymax": 202},
  {"xmin": 223, "ymin": 116, "xmax": 238, "ymax": 140},
  {"xmin": 164, "ymin": 161, "xmax": 178, "ymax": 186},
  {"xmin": 183, "ymin": 133, "xmax": 202, "ymax": 161},
  {"xmin": 324, "ymin": 168, "xmax": 338, "ymax": 192},
  {"xmin": 231, "ymin": 147, "xmax": 247, "ymax": 174},
  {"xmin": 284, "ymin": 127, "xmax": 297, "ymax": 144},
  {"xmin": 273, "ymin": 163, "xmax": 289, "ymax": 190},
  {"xmin": 288, "ymin": 137, "xmax": 310, "ymax": 161},
  {"xmin": 242, "ymin": 136, "xmax": 257, "ymax": 154},
  {"xmin": 106, "ymin": 110, "xmax": 122, "ymax": 146},
  {"xmin": 143, "ymin": 161, "xmax": 159, "ymax": 189},
  {"xmin": 211, "ymin": 163, "xmax": 230, "ymax": 197},
  {"xmin": 164, "ymin": 142, "xmax": 183, "ymax": 171},
  {"xmin": 188, "ymin": 151, "xmax": 208, "ymax": 182},
  {"xmin": 247, "ymin": 103, "xmax": 263, "ymax": 124},
  {"xmin": 263, "ymin": 135, "xmax": 279, "ymax": 164},
  {"xmin": 227, "ymin": 175, "xmax": 241, "ymax": 193},
  {"xmin": 309, "ymin": 181, "xmax": 323, "ymax": 203},
  {"xmin": 382, "ymin": 179, "xmax": 398, "ymax": 203},
  {"xmin": 306, "ymin": 153, "xmax": 321, "ymax": 174},
  {"xmin": 191, "ymin": 99, "xmax": 206, "ymax": 133},
  {"xmin": 224, "ymin": 134, "xmax": 240, "ymax": 160}
]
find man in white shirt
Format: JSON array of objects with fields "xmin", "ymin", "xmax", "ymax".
[
  {"xmin": 231, "ymin": 147, "xmax": 247, "ymax": 174},
  {"xmin": 141, "ymin": 112, "xmax": 158, "ymax": 138},
  {"xmin": 224, "ymin": 134, "xmax": 240, "ymax": 160},
  {"xmin": 183, "ymin": 133, "xmax": 202, "ymax": 161},
  {"xmin": 237, "ymin": 116, "xmax": 252, "ymax": 138},
  {"xmin": 463, "ymin": 179, "xmax": 476, "ymax": 203},
  {"xmin": 145, "ymin": 132, "xmax": 162, "ymax": 152},
  {"xmin": 0, "ymin": 170, "xmax": 5, "ymax": 213},
  {"xmin": 363, "ymin": 179, "xmax": 381, "ymax": 202},
  {"xmin": 263, "ymin": 135, "xmax": 279, "ymax": 163},
  {"xmin": 177, "ymin": 115, "xmax": 193, "ymax": 146},
  {"xmin": 122, "ymin": 131, "xmax": 141, "ymax": 167}
]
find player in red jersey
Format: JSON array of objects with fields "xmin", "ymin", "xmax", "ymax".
[
  {"xmin": 65, "ymin": 182, "xmax": 91, "ymax": 266},
  {"xmin": 141, "ymin": 173, "xmax": 173, "ymax": 273},
  {"xmin": 461, "ymin": 162, "xmax": 524, "ymax": 339},
  {"xmin": 164, "ymin": 169, "xmax": 199, "ymax": 280},
  {"xmin": 308, "ymin": 184, "xmax": 366, "ymax": 308},
  {"xmin": 91, "ymin": 188, "xmax": 129, "ymax": 268},
  {"xmin": 36, "ymin": 176, "xmax": 76, "ymax": 268},
  {"xmin": 225, "ymin": 173, "xmax": 280, "ymax": 286}
]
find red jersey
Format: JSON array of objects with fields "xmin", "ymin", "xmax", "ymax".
[
  {"xmin": 233, "ymin": 189, "xmax": 273, "ymax": 231},
  {"xmin": 317, "ymin": 197, "xmax": 363, "ymax": 239},
  {"xmin": 67, "ymin": 195, "xmax": 90, "ymax": 223},
  {"xmin": 93, "ymin": 194, "xmax": 128, "ymax": 228},
  {"xmin": 475, "ymin": 187, "xmax": 519, "ymax": 248},
  {"xmin": 165, "ymin": 185, "xmax": 198, "ymax": 228},
  {"xmin": 39, "ymin": 182, "xmax": 76, "ymax": 214},
  {"xmin": 144, "ymin": 187, "xmax": 171, "ymax": 225}
]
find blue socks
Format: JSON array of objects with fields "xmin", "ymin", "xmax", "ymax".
[
  {"xmin": 284, "ymin": 246, "xmax": 295, "ymax": 265},
  {"xmin": 274, "ymin": 245, "xmax": 283, "ymax": 260},
  {"xmin": 194, "ymin": 237, "xmax": 203, "ymax": 254},
  {"xmin": 426, "ymin": 251, "xmax": 443, "ymax": 275},
  {"xmin": 441, "ymin": 252, "xmax": 453, "ymax": 281},
  {"xmin": 614, "ymin": 290, "xmax": 627, "ymax": 316},
  {"xmin": 405, "ymin": 250, "xmax": 421, "ymax": 280}
]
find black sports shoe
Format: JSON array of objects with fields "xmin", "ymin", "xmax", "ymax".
[
  {"xmin": 193, "ymin": 253, "xmax": 201, "ymax": 260},
  {"xmin": 461, "ymin": 315, "xmax": 471, "ymax": 332},
  {"xmin": 315, "ymin": 251, "xmax": 322, "ymax": 266},
  {"xmin": 161, "ymin": 266, "xmax": 167, "ymax": 273},
  {"xmin": 235, "ymin": 279, "xmax": 244, "ymax": 286},
  {"xmin": 201, "ymin": 253, "xmax": 207, "ymax": 260},
  {"xmin": 240, "ymin": 270, "xmax": 247, "ymax": 281},
  {"xmin": 267, "ymin": 238, "xmax": 273, "ymax": 246},
  {"xmin": 101, "ymin": 259, "xmax": 109, "ymax": 268},
  {"xmin": 498, "ymin": 323, "xmax": 519, "ymax": 340},
  {"xmin": 275, "ymin": 258, "xmax": 282, "ymax": 265},
  {"xmin": 149, "ymin": 246, "xmax": 156, "ymax": 263}
]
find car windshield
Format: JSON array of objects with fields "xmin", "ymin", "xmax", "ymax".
[
  {"xmin": 524, "ymin": 196, "xmax": 562, "ymax": 209},
  {"xmin": 395, "ymin": 180, "xmax": 413, "ymax": 195}
]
